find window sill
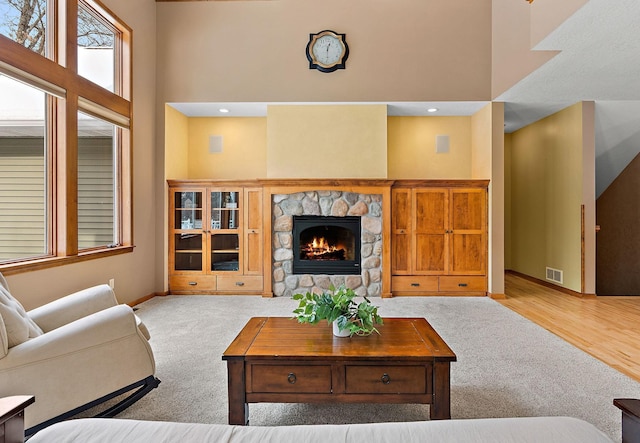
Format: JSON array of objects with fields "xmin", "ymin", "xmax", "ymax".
[{"xmin": 0, "ymin": 246, "xmax": 134, "ymax": 276}]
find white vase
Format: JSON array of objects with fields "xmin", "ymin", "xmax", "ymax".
[{"xmin": 332, "ymin": 321, "xmax": 351, "ymax": 337}]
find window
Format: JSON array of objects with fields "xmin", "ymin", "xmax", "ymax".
[
  {"xmin": 78, "ymin": 112, "xmax": 116, "ymax": 250},
  {"xmin": 78, "ymin": 2, "xmax": 115, "ymax": 92},
  {"xmin": 0, "ymin": 0, "xmax": 132, "ymax": 270},
  {"xmin": 0, "ymin": 0, "xmax": 49, "ymax": 56},
  {"xmin": 0, "ymin": 74, "xmax": 48, "ymax": 261}
]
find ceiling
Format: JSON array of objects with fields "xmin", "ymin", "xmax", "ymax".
[
  {"xmin": 170, "ymin": 101, "xmax": 489, "ymax": 119},
  {"xmin": 497, "ymin": 0, "xmax": 640, "ymax": 132}
]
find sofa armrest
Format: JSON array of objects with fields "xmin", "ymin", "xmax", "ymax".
[
  {"xmin": 3, "ymin": 304, "xmax": 146, "ymax": 368},
  {"xmin": 27, "ymin": 284, "xmax": 118, "ymax": 332}
]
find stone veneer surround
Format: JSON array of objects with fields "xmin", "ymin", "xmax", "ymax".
[{"xmin": 272, "ymin": 191, "xmax": 383, "ymax": 298}]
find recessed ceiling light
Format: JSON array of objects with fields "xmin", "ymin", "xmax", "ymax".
[
  {"xmin": 427, "ymin": 108, "xmax": 438, "ymax": 113},
  {"xmin": 219, "ymin": 108, "xmax": 229, "ymax": 113}
]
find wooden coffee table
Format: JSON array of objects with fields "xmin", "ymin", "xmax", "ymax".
[{"xmin": 222, "ymin": 317, "xmax": 456, "ymax": 425}]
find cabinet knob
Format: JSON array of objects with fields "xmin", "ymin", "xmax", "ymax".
[
  {"xmin": 381, "ymin": 373, "xmax": 391, "ymax": 385},
  {"xmin": 188, "ymin": 281, "xmax": 197, "ymax": 286},
  {"xmin": 287, "ymin": 373, "xmax": 297, "ymax": 384},
  {"xmin": 235, "ymin": 281, "xmax": 245, "ymax": 286}
]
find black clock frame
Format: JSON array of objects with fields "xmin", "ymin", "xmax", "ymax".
[{"xmin": 306, "ymin": 30, "xmax": 349, "ymax": 73}]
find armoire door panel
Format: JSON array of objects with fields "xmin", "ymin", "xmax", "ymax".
[
  {"xmin": 392, "ymin": 233, "xmax": 411, "ymax": 274},
  {"xmin": 450, "ymin": 233, "xmax": 485, "ymax": 274},
  {"xmin": 392, "ymin": 190, "xmax": 411, "ymax": 231},
  {"xmin": 414, "ymin": 234, "xmax": 445, "ymax": 273},
  {"xmin": 415, "ymin": 190, "xmax": 447, "ymax": 233},
  {"xmin": 451, "ymin": 190, "xmax": 484, "ymax": 231}
]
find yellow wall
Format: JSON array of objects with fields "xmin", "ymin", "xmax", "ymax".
[
  {"xmin": 187, "ymin": 117, "xmax": 267, "ymax": 179},
  {"xmin": 266, "ymin": 105, "xmax": 387, "ymax": 179},
  {"xmin": 165, "ymin": 110, "xmax": 490, "ymax": 181},
  {"xmin": 387, "ymin": 116, "xmax": 472, "ymax": 179},
  {"xmin": 165, "ymin": 105, "xmax": 189, "ymax": 179},
  {"xmin": 510, "ymin": 102, "xmax": 586, "ymax": 292}
]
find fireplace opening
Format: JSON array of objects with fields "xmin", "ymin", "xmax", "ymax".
[{"xmin": 292, "ymin": 215, "xmax": 361, "ymax": 275}]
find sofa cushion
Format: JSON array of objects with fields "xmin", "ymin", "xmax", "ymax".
[
  {"xmin": 25, "ymin": 416, "xmax": 614, "ymax": 443},
  {"xmin": 0, "ymin": 303, "xmax": 31, "ymax": 347},
  {"xmin": 0, "ymin": 285, "xmax": 43, "ymax": 348}
]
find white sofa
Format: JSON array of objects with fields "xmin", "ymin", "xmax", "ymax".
[
  {"xmin": 0, "ymin": 274, "xmax": 159, "ymax": 435},
  {"xmin": 26, "ymin": 415, "xmax": 614, "ymax": 443}
]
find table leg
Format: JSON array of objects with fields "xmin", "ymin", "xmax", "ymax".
[
  {"xmin": 226, "ymin": 360, "xmax": 249, "ymax": 425},
  {"xmin": 430, "ymin": 361, "xmax": 451, "ymax": 420}
]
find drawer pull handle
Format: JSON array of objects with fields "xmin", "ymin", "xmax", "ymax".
[
  {"xmin": 381, "ymin": 373, "xmax": 391, "ymax": 385},
  {"xmin": 410, "ymin": 283, "xmax": 420, "ymax": 287},
  {"xmin": 235, "ymin": 281, "xmax": 245, "ymax": 286},
  {"xmin": 287, "ymin": 373, "xmax": 297, "ymax": 384},
  {"xmin": 458, "ymin": 283, "xmax": 468, "ymax": 287},
  {"xmin": 188, "ymin": 281, "xmax": 197, "ymax": 286}
]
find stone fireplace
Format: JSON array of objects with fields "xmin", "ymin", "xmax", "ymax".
[{"xmin": 272, "ymin": 191, "xmax": 383, "ymax": 298}]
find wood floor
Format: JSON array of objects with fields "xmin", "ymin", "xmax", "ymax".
[{"xmin": 499, "ymin": 273, "xmax": 640, "ymax": 383}]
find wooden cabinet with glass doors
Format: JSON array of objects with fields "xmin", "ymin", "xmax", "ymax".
[
  {"xmin": 391, "ymin": 180, "xmax": 488, "ymax": 296},
  {"xmin": 168, "ymin": 181, "xmax": 263, "ymax": 295}
]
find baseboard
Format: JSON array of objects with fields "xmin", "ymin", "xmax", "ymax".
[
  {"xmin": 489, "ymin": 292, "xmax": 506, "ymax": 300},
  {"xmin": 129, "ymin": 292, "xmax": 165, "ymax": 307},
  {"xmin": 506, "ymin": 270, "xmax": 596, "ymax": 299}
]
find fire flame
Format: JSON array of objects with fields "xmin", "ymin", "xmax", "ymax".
[{"xmin": 307, "ymin": 237, "xmax": 340, "ymax": 255}]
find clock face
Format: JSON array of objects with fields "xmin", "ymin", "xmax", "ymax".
[
  {"xmin": 306, "ymin": 30, "xmax": 349, "ymax": 73},
  {"xmin": 312, "ymin": 35, "xmax": 343, "ymax": 66}
]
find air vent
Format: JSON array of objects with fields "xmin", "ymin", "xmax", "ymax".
[{"xmin": 545, "ymin": 267, "xmax": 563, "ymax": 284}]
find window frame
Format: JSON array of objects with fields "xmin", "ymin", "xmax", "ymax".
[{"xmin": 0, "ymin": 0, "xmax": 133, "ymax": 273}]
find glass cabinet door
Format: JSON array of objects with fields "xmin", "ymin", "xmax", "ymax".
[
  {"xmin": 209, "ymin": 191, "xmax": 239, "ymax": 230},
  {"xmin": 172, "ymin": 190, "xmax": 204, "ymax": 271},
  {"xmin": 209, "ymin": 190, "xmax": 240, "ymax": 272},
  {"xmin": 174, "ymin": 233, "xmax": 203, "ymax": 271},
  {"xmin": 175, "ymin": 191, "xmax": 204, "ymax": 230},
  {"xmin": 210, "ymin": 233, "xmax": 239, "ymax": 271}
]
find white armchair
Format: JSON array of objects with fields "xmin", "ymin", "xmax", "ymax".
[{"xmin": 0, "ymin": 273, "xmax": 159, "ymax": 437}]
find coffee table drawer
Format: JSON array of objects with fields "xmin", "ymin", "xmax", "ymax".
[
  {"xmin": 345, "ymin": 365, "xmax": 426, "ymax": 394},
  {"xmin": 250, "ymin": 364, "xmax": 331, "ymax": 393}
]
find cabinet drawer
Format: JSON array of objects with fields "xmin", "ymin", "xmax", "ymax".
[
  {"xmin": 439, "ymin": 276, "xmax": 487, "ymax": 292},
  {"xmin": 169, "ymin": 275, "xmax": 216, "ymax": 291},
  {"xmin": 217, "ymin": 275, "xmax": 263, "ymax": 291},
  {"xmin": 345, "ymin": 365, "xmax": 426, "ymax": 394},
  {"xmin": 250, "ymin": 365, "xmax": 331, "ymax": 393},
  {"xmin": 392, "ymin": 276, "xmax": 438, "ymax": 292}
]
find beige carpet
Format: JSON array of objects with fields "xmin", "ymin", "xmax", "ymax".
[{"xmin": 118, "ymin": 295, "xmax": 640, "ymax": 441}]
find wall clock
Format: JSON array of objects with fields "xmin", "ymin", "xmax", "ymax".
[{"xmin": 306, "ymin": 30, "xmax": 349, "ymax": 73}]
